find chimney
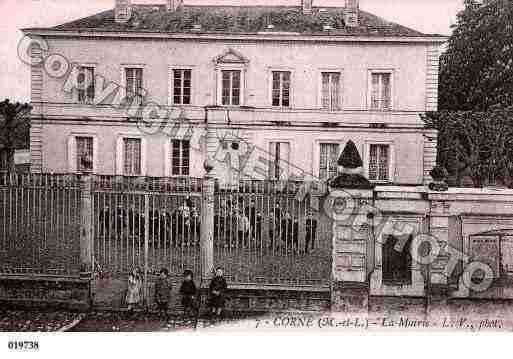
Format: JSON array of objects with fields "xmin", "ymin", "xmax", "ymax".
[
  {"xmin": 302, "ymin": 0, "xmax": 313, "ymax": 14},
  {"xmin": 115, "ymin": 0, "xmax": 132, "ymax": 24},
  {"xmin": 344, "ymin": 0, "xmax": 359, "ymax": 28},
  {"xmin": 166, "ymin": 0, "xmax": 184, "ymax": 11}
]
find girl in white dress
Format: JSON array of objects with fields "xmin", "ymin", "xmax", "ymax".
[{"xmin": 126, "ymin": 268, "xmax": 142, "ymax": 313}]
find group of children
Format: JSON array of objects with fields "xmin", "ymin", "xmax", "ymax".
[{"xmin": 125, "ymin": 266, "xmax": 228, "ymax": 319}]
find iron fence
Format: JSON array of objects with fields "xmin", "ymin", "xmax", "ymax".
[
  {"xmin": 0, "ymin": 173, "xmax": 332, "ymax": 291},
  {"xmin": 91, "ymin": 176, "xmax": 204, "ymax": 280},
  {"xmin": 0, "ymin": 172, "xmax": 81, "ymax": 276},
  {"xmin": 213, "ymin": 180, "xmax": 331, "ymax": 288}
]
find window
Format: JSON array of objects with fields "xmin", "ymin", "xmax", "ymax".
[
  {"xmin": 0, "ymin": 150, "xmax": 8, "ymax": 171},
  {"xmin": 76, "ymin": 136, "xmax": 94, "ymax": 172},
  {"xmin": 123, "ymin": 138, "xmax": 142, "ymax": 176},
  {"xmin": 171, "ymin": 140, "xmax": 190, "ymax": 176},
  {"xmin": 370, "ymin": 72, "xmax": 391, "ymax": 111},
  {"xmin": 77, "ymin": 66, "xmax": 95, "ymax": 103},
  {"xmin": 125, "ymin": 68, "xmax": 143, "ymax": 101},
  {"xmin": 369, "ymin": 144, "xmax": 390, "ymax": 181},
  {"xmin": 214, "ymin": 49, "xmax": 247, "ymax": 106},
  {"xmin": 382, "ymin": 235, "xmax": 412, "ymax": 285},
  {"xmin": 272, "ymin": 71, "xmax": 291, "ymax": 107},
  {"xmin": 321, "ymin": 72, "xmax": 341, "ymax": 111},
  {"xmin": 268, "ymin": 142, "xmax": 290, "ymax": 180},
  {"xmin": 319, "ymin": 143, "xmax": 339, "ymax": 180},
  {"xmin": 221, "ymin": 70, "xmax": 241, "ymax": 106},
  {"xmin": 173, "ymin": 69, "xmax": 192, "ymax": 105}
]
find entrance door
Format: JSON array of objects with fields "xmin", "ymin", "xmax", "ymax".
[{"xmin": 382, "ymin": 235, "xmax": 412, "ymax": 285}]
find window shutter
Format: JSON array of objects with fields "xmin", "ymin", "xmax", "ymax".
[
  {"xmin": 378, "ymin": 145, "xmax": 389, "ymax": 181},
  {"xmin": 382, "ymin": 74, "xmax": 391, "ymax": 110},
  {"xmin": 269, "ymin": 142, "xmax": 276, "ymax": 179},
  {"xmin": 371, "ymin": 74, "xmax": 380, "ymax": 110},
  {"xmin": 332, "ymin": 73, "xmax": 340, "ymax": 110},
  {"xmin": 321, "ymin": 73, "xmax": 330, "ymax": 109},
  {"xmin": 319, "ymin": 144, "xmax": 328, "ymax": 179},
  {"xmin": 281, "ymin": 142, "xmax": 290, "ymax": 179},
  {"xmin": 136, "ymin": 68, "xmax": 143, "ymax": 96},
  {"xmin": 67, "ymin": 136, "xmax": 76, "ymax": 173},
  {"xmin": 164, "ymin": 140, "xmax": 171, "ymax": 176},
  {"xmin": 86, "ymin": 67, "xmax": 95, "ymax": 102},
  {"xmin": 369, "ymin": 144, "xmax": 378, "ymax": 180},
  {"xmin": 116, "ymin": 137, "xmax": 124, "ymax": 175}
]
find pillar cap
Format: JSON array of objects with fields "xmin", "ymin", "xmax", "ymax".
[{"xmin": 330, "ymin": 140, "xmax": 374, "ymax": 189}]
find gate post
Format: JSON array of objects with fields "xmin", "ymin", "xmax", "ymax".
[
  {"xmin": 144, "ymin": 194, "xmax": 150, "ymax": 307},
  {"xmin": 200, "ymin": 175, "xmax": 215, "ymax": 287},
  {"xmin": 79, "ymin": 174, "xmax": 93, "ymax": 280},
  {"xmin": 329, "ymin": 140, "xmax": 374, "ymax": 313}
]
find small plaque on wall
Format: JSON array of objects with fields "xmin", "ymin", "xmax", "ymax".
[{"xmin": 470, "ymin": 235, "xmax": 500, "ymax": 276}]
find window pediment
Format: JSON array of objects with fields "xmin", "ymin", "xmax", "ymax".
[{"xmin": 214, "ymin": 48, "xmax": 249, "ymax": 65}]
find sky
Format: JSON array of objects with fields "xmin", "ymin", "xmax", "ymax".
[{"xmin": 0, "ymin": 0, "xmax": 464, "ymax": 102}]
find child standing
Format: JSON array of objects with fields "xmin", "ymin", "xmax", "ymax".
[
  {"xmin": 154, "ymin": 268, "xmax": 172, "ymax": 319},
  {"xmin": 179, "ymin": 270, "xmax": 197, "ymax": 317},
  {"xmin": 126, "ymin": 268, "xmax": 142, "ymax": 315},
  {"xmin": 208, "ymin": 267, "xmax": 228, "ymax": 318}
]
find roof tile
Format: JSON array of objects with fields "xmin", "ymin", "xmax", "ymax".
[{"xmin": 51, "ymin": 5, "xmax": 434, "ymax": 37}]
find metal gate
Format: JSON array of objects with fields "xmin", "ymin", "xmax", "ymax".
[
  {"xmin": 213, "ymin": 180, "xmax": 332, "ymax": 289},
  {"xmin": 91, "ymin": 176, "xmax": 203, "ymax": 306}
]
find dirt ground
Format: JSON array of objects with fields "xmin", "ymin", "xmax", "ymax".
[
  {"xmin": 72, "ymin": 297, "xmax": 513, "ymax": 332},
  {"xmin": 0, "ymin": 310, "xmax": 82, "ymax": 332},
  {"xmin": 3, "ymin": 297, "xmax": 513, "ymax": 332}
]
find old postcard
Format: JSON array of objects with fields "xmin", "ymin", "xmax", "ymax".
[{"xmin": 0, "ymin": 0, "xmax": 512, "ymax": 352}]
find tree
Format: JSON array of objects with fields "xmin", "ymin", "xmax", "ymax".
[
  {"xmin": 0, "ymin": 99, "xmax": 32, "ymax": 172},
  {"xmin": 439, "ymin": 0, "xmax": 513, "ymax": 111},
  {"xmin": 423, "ymin": 109, "xmax": 513, "ymax": 187}
]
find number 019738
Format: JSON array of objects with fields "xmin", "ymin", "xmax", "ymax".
[{"xmin": 8, "ymin": 341, "xmax": 39, "ymax": 350}]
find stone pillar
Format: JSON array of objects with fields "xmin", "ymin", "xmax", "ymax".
[
  {"xmin": 330, "ymin": 187, "xmax": 374, "ymax": 313},
  {"xmin": 79, "ymin": 174, "xmax": 93, "ymax": 279},
  {"xmin": 328, "ymin": 140, "xmax": 374, "ymax": 313},
  {"xmin": 427, "ymin": 195, "xmax": 452, "ymax": 287},
  {"xmin": 427, "ymin": 193, "xmax": 460, "ymax": 305},
  {"xmin": 200, "ymin": 176, "xmax": 215, "ymax": 287}
]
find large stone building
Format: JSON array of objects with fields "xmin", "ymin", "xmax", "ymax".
[{"xmin": 23, "ymin": 0, "xmax": 446, "ymax": 186}]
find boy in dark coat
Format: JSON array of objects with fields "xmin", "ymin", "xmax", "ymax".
[
  {"xmin": 208, "ymin": 267, "xmax": 228, "ymax": 317},
  {"xmin": 154, "ymin": 268, "xmax": 172, "ymax": 319},
  {"xmin": 179, "ymin": 269, "xmax": 197, "ymax": 317}
]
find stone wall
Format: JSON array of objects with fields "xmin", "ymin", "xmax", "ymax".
[
  {"xmin": 330, "ymin": 185, "xmax": 513, "ymax": 312},
  {"xmin": 0, "ymin": 276, "xmax": 90, "ymax": 311}
]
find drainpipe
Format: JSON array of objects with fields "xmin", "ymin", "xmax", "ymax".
[
  {"xmin": 204, "ymin": 106, "xmax": 216, "ymax": 177},
  {"xmin": 425, "ymin": 212, "xmax": 432, "ymax": 318}
]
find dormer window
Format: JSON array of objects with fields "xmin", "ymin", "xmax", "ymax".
[{"xmin": 214, "ymin": 49, "xmax": 249, "ymax": 107}]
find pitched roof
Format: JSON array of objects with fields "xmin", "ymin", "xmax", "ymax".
[{"xmin": 49, "ymin": 4, "xmax": 438, "ymax": 38}]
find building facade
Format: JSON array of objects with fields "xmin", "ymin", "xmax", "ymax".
[{"xmin": 23, "ymin": 0, "xmax": 446, "ymax": 186}]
